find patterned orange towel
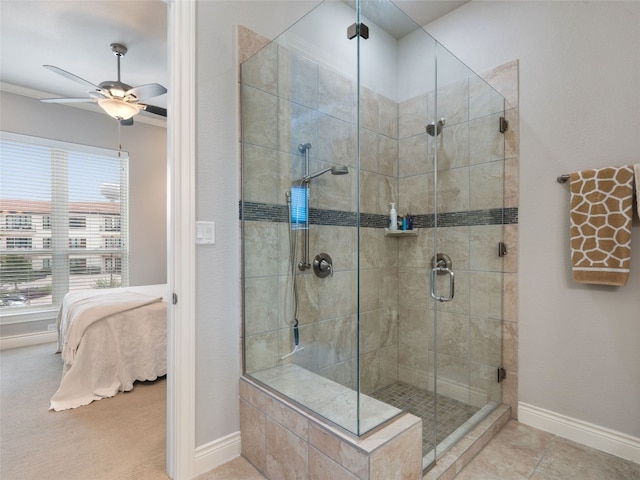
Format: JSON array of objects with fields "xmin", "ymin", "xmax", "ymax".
[{"xmin": 569, "ymin": 165, "xmax": 634, "ymax": 286}]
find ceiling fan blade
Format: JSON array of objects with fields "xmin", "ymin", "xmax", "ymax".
[
  {"xmin": 126, "ymin": 83, "xmax": 167, "ymax": 100},
  {"xmin": 120, "ymin": 118, "xmax": 134, "ymax": 126},
  {"xmin": 89, "ymin": 91, "xmax": 108, "ymax": 99},
  {"xmin": 43, "ymin": 65, "xmax": 100, "ymax": 90},
  {"xmin": 41, "ymin": 97, "xmax": 96, "ymax": 103},
  {"xmin": 140, "ymin": 104, "xmax": 167, "ymax": 117}
]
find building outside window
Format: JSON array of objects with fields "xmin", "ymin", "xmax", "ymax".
[
  {"xmin": 104, "ymin": 236, "xmax": 122, "ymax": 249},
  {"xmin": 69, "ymin": 257, "xmax": 87, "ymax": 273},
  {"xmin": 0, "ymin": 131, "xmax": 128, "ymax": 314},
  {"xmin": 5, "ymin": 214, "xmax": 32, "ymax": 230},
  {"xmin": 103, "ymin": 215, "xmax": 121, "ymax": 232},
  {"xmin": 69, "ymin": 238, "xmax": 87, "ymax": 249},
  {"xmin": 69, "ymin": 216, "xmax": 86, "ymax": 229},
  {"xmin": 6, "ymin": 237, "xmax": 33, "ymax": 249},
  {"xmin": 104, "ymin": 256, "xmax": 122, "ymax": 274}
]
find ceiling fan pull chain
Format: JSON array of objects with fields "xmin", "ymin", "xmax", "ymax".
[{"xmin": 117, "ymin": 120, "xmax": 122, "ymax": 157}]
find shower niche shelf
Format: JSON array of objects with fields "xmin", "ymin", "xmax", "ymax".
[{"xmin": 384, "ymin": 228, "xmax": 418, "ymax": 237}]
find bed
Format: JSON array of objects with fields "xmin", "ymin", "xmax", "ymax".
[{"xmin": 49, "ymin": 284, "xmax": 168, "ymax": 411}]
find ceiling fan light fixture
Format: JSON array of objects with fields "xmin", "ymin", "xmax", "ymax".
[{"xmin": 97, "ymin": 98, "xmax": 140, "ymax": 120}]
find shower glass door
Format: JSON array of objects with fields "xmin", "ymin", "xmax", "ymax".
[{"xmin": 430, "ymin": 42, "xmax": 506, "ymax": 462}]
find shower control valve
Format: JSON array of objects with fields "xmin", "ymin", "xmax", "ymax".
[
  {"xmin": 319, "ymin": 259, "xmax": 331, "ymax": 273},
  {"xmin": 313, "ymin": 253, "xmax": 333, "ymax": 278}
]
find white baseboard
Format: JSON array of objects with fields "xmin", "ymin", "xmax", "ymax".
[
  {"xmin": 519, "ymin": 402, "xmax": 640, "ymax": 464},
  {"xmin": 194, "ymin": 431, "xmax": 242, "ymax": 476},
  {"xmin": 0, "ymin": 331, "xmax": 57, "ymax": 350}
]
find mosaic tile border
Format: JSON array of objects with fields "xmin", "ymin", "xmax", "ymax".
[{"xmin": 240, "ymin": 201, "xmax": 518, "ymax": 228}]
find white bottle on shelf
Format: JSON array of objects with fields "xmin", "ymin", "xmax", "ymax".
[{"xmin": 389, "ymin": 203, "xmax": 398, "ymax": 230}]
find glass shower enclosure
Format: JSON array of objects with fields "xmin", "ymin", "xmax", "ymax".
[{"xmin": 241, "ymin": 0, "xmax": 507, "ymax": 470}]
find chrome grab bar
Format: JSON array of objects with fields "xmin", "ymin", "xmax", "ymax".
[{"xmin": 430, "ymin": 266, "xmax": 455, "ymax": 302}]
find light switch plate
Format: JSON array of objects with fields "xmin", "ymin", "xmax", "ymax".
[{"xmin": 196, "ymin": 221, "xmax": 215, "ymax": 245}]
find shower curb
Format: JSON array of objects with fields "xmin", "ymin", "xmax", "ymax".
[
  {"xmin": 423, "ymin": 404, "xmax": 511, "ymax": 480},
  {"xmin": 239, "ymin": 376, "xmax": 424, "ymax": 479}
]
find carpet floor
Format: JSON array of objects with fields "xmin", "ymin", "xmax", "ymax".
[{"xmin": 0, "ymin": 342, "xmax": 168, "ymax": 480}]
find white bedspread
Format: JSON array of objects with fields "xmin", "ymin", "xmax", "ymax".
[{"xmin": 50, "ymin": 284, "xmax": 168, "ymax": 411}]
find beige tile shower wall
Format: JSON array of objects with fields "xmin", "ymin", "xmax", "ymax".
[
  {"xmin": 241, "ymin": 28, "xmax": 401, "ymax": 394},
  {"xmin": 358, "ymin": 226, "xmax": 400, "ymax": 393},
  {"xmin": 358, "ymin": 84, "xmax": 400, "ymax": 394}
]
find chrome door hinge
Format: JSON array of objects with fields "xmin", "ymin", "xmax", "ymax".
[
  {"xmin": 172, "ymin": 292, "xmax": 178, "ymax": 305},
  {"xmin": 497, "ymin": 367, "xmax": 507, "ymax": 383},
  {"xmin": 498, "ymin": 241, "xmax": 508, "ymax": 257},
  {"xmin": 499, "ymin": 116, "xmax": 509, "ymax": 133},
  {"xmin": 347, "ymin": 22, "xmax": 369, "ymax": 40}
]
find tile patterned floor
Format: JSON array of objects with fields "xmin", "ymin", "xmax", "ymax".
[
  {"xmin": 200, "ymin": 421, "xmax": 640, "ymax": 479},
  {"xmin": 455, "ymin": 420, "xmax": 640, "ymax": 480},
  {"xmin": 370, "ymin": 381, "xmax": 479, "ymax": 457}
]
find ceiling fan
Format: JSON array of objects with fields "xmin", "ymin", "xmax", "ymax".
[{"xmin": 41, "ymin": 43, "xmax": 167, "ymax": 125}]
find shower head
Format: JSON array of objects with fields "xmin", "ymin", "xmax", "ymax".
[
  {"xmin": 426, "ymin": 118, "xmax": 446, "ymax": 137},
  {"xmin": 297, "ymin": 165, "xmax": 349, "ymax": 183},
  {"xmin": 330, "ymin": 165, "xmax": 349, "ymax": 175}
]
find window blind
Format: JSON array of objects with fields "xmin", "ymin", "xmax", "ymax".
[{"xmin": 0, "ymin": 131, "xmax": 128, "ymax": 315}]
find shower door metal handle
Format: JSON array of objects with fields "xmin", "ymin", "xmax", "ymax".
[{"xmin": 430, "ymin": 266, "xmax": 455, "ymax": 302}]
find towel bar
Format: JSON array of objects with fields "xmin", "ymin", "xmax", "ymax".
[{"xmin": 557, "ymin": 174, "xmax": 570, "ymax": 183}]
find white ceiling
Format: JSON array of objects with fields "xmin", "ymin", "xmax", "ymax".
[
  {"xmin": 0, "ymin": 0, "xmax": 467, "ymax": 119},
  {"xmin": 0, "ymin": 0, "xmax": 169, "ymax": 117},
  {"xmin": 352, "ymin": 0, "xmax": 470, "ymax": 39}
]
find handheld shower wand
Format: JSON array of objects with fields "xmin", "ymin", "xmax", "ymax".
[
  {"xmin": 282, "ymin": 189, "xmax": 305, "ymax": 360},
  {"xmin": 281, "ymin": 318, "xmax": 304, "ymax": 360}
]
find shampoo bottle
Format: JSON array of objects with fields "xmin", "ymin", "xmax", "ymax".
[{"xmin": 389, "ymin": 203, "xmax": 398, "ymax": 230}]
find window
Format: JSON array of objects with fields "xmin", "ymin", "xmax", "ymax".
[
  {"xmin": 103, "ymin": 216, "xmax": 121, "ymax": 232},
  {"xmin": 104, "ymin": 236, "xmax": 122, "ymax": 249},
  {"xmin": 0, "ymin": 131, "xmax": 128, "ymax": 315},
  {"xmin": 6, "ymin": 238, "xmax": 32, "ymax": 249},
  {"xmin": 104, "ymin": 256, "xmax": 122, "ymax": 273},
  {"xmin": 5, "ymin": 214, "xmax": 32, "ymax": 230},
  {"xmin": 69, "ymin": 217, "xmax": 86, "ymax": 229},
  {"xmin": 69, "ymin": 258, "xmax": 87, "ymax": 274},
  {"xmin": 69, "ymin": 238, "xmax": 87, "ymax": 249}
]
